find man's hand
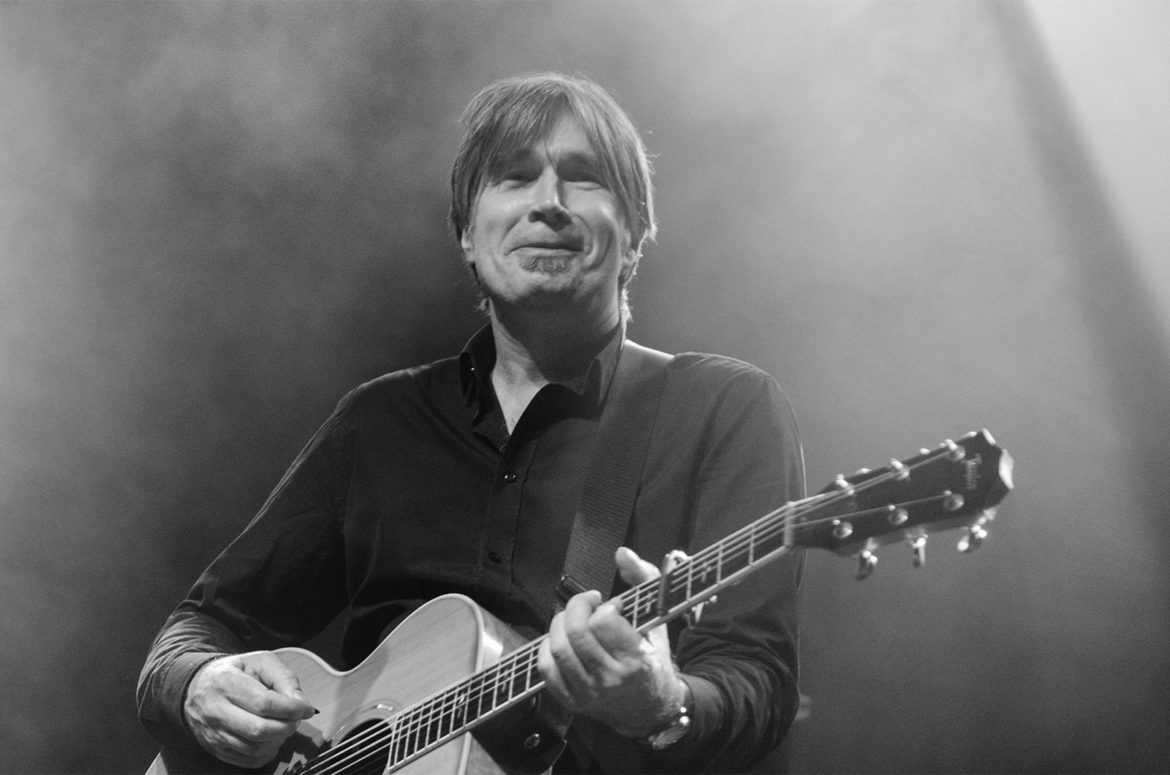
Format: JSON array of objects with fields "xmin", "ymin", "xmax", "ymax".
[
  {"xmin": 537, "ymin": 547, "xmax": 688, "ymax": 738},
  {"xmin": 183, "ymin": 651, "xmax": 317, "ymax": 769}
]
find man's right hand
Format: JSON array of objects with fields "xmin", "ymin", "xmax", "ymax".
[{"xmin": 183, "ymin": 651, "xmax": 317, "ymax": 769}]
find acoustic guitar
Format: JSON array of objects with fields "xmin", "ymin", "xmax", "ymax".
[{"xmin": 148, "ymin": 429, "xmax": 1013, "ymax": 775}]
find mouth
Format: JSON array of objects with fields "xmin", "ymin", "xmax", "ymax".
[
  {"xmin": 516, "ymin": 240, "xmax": 584, "ymax": 253},
  {"xmin": 513, "ymin": 229, "xmax": 587, "ymax": 253}
]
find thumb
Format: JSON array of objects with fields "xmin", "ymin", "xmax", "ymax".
[{"xmin": 614, "ymin": 546, "xmax": 664, "ymax": 587}]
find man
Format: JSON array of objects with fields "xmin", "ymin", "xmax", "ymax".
[{"xmin": 138, "ymin": 72, "xmax": 804, "ymax": 774}]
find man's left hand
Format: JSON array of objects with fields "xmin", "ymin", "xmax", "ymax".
[{"xmin": 537, "ymin": 546, "xmax": 687, "ymax": 738}]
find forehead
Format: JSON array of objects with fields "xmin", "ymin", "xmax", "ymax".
[{"xmin": 498, "ymin": 117, "xmax": 599, "ymax": 165}]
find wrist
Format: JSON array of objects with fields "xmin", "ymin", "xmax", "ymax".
[{"xmin": 181, "ymin": 654, "xmax": 228, "ymax": 730}]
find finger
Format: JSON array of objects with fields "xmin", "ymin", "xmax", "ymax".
[
  {"xmin": 221, "ymin": 674, "xmax": 313, "ymax": 726},
  {"xmin": 541, "ymin": 610, "xmax": 590, "ymax": 709},
  {"xmin": 241, "ymin": 652, "xmax": 302, "ymax": 695},
  {"xmin": 562, "ymin": 592, "xmax": 616, "ymax": 667},
  {"xmin": 213, "ymin": 691, "xmax": 304, "ymax": 745},
  {"xmin": 190, "ymin": 695, "xmax": 291, "ymax": 769},
  {"xmin": 224, "ymin": 656, "xmax": 314, "ymax": 722},
  {"xmin": 537, "ymin": 632, "xmax": 571, "ymax": 706},
  {"xmin": 239, "ymin": 653, "xmax": 316, "ymax": 720},
  {"xmin": 550, "ymin": 596, "xmax": 600, "ymax": 696},
  {"xmin": 585, "ymin": 600, "xmax": 647, "ymax": 660},
  {"xmin": 614, "ymin": 546, "xmax": 663, "ymax": 587}
]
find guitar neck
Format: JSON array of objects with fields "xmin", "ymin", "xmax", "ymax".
[{"xmin": 621, "ymin": 502, "xmax": 797, "ymax": 633}]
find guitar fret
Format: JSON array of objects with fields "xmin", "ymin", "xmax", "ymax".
[
  {"xmin": 500, "ymin": 657, "xmax": 517, "ymax": 703},
  {"xmin": 468, "ymin": 670, "xmax": 488, "ymax": 721},
  {"xmin": 390, "ymin": 717, "xmax": 405, "ymax": 768},
  {"xmin": 634, "ymin": 584, "xmax": 654, "ymax": 627},
  {"xmin": 396, "ymin": 708, "xmax": 417, "ymax": 765},
  {"xmin": 488, "ymin": 662, "xmax": 504, "ymax": 706}
]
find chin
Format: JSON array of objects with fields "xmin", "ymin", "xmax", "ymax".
[{"xmin": 519, "ymin": 256, "xmax": 576, "ymax": 275}]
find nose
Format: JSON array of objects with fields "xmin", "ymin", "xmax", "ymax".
[{"xmin": 528, "ymin": 168, "xmax": 571, "ymax": 229}]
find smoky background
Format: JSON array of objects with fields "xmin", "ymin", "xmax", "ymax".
[{"xmin": 2, "ymin": 1, "xmax": 1168, "ymax": 772}]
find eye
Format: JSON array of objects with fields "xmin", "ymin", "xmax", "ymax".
[
  {"xmin": 563, "ymin": 164, "xmax": 604, "ymax": 187},
  {"xmin": 494, "ymin": 171, "xmax": 530, "ymax": 187},
  {"xmin": 490, "ymin": 159, "xmax": 538, "ymax": 186}
]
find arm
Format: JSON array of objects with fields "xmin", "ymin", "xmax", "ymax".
[
  {"xmin": 664, "ymin": 364, "xmax": 804, "ymax": 771},
  {"xmin": 539, "ymin": 358, "xmax": 804, "ymax": 772},
  {"xmin": 137, "ymin": 393, "xmax": 354, "ymax": 766}
]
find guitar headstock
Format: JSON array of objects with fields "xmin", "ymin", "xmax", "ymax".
[{"xmin": 795, "ymin": 429, "xmax": 1013, "ymax": 578}]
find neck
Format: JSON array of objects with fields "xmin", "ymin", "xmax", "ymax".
[
  {"xmin": 490, "ymin": 303, "xmax": 620, "ymax": 383},
  {"xmin": 488, "ymin": 306, "xmax": 621, "ymax": 430}
]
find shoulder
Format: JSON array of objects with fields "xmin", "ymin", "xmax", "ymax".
[
  {"xmin": 656, "ymin": 350, "xmax": 798, "ymax": 436},
  {"xmin": 333, "ymin": 355, "xmax": 464, "ymax": 421},
  {"xmin": 665, "ymin": 351, "xmax": 782, "ymax": 399}
]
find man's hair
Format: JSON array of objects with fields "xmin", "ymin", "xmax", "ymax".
[{"xmin": 450, "ymin": 72, "xmax": 657, "ymax": 256}]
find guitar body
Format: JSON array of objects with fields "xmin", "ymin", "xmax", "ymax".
[{"xmin": 148, "ymin": 594, "xmax": 554, "ymax": 775}]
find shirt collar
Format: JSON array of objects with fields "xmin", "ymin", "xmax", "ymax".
[{"xmin": 458, "ymin": 322, "xmax": 626, "ymax": 412}]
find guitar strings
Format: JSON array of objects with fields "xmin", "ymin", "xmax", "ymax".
[
  {"xmin": 300, "ymin": 638, "xmax": 548, "ymax": 774},
  {"xmin": 297, "ymin": 444, "xmax": 959, "ymax": 773}
]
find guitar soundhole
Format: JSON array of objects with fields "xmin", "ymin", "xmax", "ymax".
[{"xmin": 296, "ymin": 720, "xmax": 389, "ymax": 775}]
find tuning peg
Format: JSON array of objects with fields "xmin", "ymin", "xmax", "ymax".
[
  {"xmin": 855, "ymin": 549, "xmax": 877, "ymax": 580},
  {"xmin": 833, "ymin": 475, "xmax": 855, "ymax": 497},
  {"xmin": 957, "ymin": 524, "xmax": 988, "ymax": 553},
  {"xmin": 907, "ymin": 530, "xmax": 927, "ymax": 567},
  {"xmin": 886, "ymin": 505, "xmax": 909, "ymax": 526},
  {"xmin": 957, "ymin": 508, "xmax": 997, "ymax": 553}
]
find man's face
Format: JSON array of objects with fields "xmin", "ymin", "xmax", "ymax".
[{"xmin": 461, "ymin": 117, "xmax": 635, "ymax": 327}]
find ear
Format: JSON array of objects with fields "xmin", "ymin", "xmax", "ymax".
[
  {"xmin": 620, "ymin": 228, "xmax": 643, "ymax": 282},
  {"xmin": 460, "ymin": 228, "xmax": 473, "ymax": 259},
  {"xmin": 619, "ymin": 248, "xmax": 640, "ymax": 287}
]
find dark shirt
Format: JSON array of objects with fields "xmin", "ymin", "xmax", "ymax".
[{"xmin": 138, "ymin": 325, "xmax": 805, "ymax": 773}]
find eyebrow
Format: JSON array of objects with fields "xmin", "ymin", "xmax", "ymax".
[
  {"xmin": 486, "ymin": 147, "xmax": 603, "ymax": 185},
  {"xmin": 502, "ymin": 144, "xmax": 599, "ymax": 165}
]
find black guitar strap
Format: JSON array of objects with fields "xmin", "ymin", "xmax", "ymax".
[{"xmin": 554, "ymin": 339, "xmax": 673, "ymax": 612}]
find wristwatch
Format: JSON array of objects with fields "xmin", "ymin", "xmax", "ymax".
[{"xmin": 645, "ymin": 679, "xmax": 693, "ymax": 751}]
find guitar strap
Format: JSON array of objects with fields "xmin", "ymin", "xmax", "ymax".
[{"xmin": 554, "ymin": 339, "xmax": 673, "ymax": 613}]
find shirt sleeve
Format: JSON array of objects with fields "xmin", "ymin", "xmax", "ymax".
[
  {"xmin": 136, "ymin": 391, "xmax": 355, "ymax": 752},
  {"xmin": 651, "ymin": 358, "xmax": 805, "ymax": 773}
]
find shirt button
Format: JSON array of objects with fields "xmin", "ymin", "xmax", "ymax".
[
  {"xmin": 488, "ymin": 551, "xmax": 503, "ymax": 563},
  {"xmin": 502, "ymin": 471, "xmax": 518, "ymax": 483}
]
